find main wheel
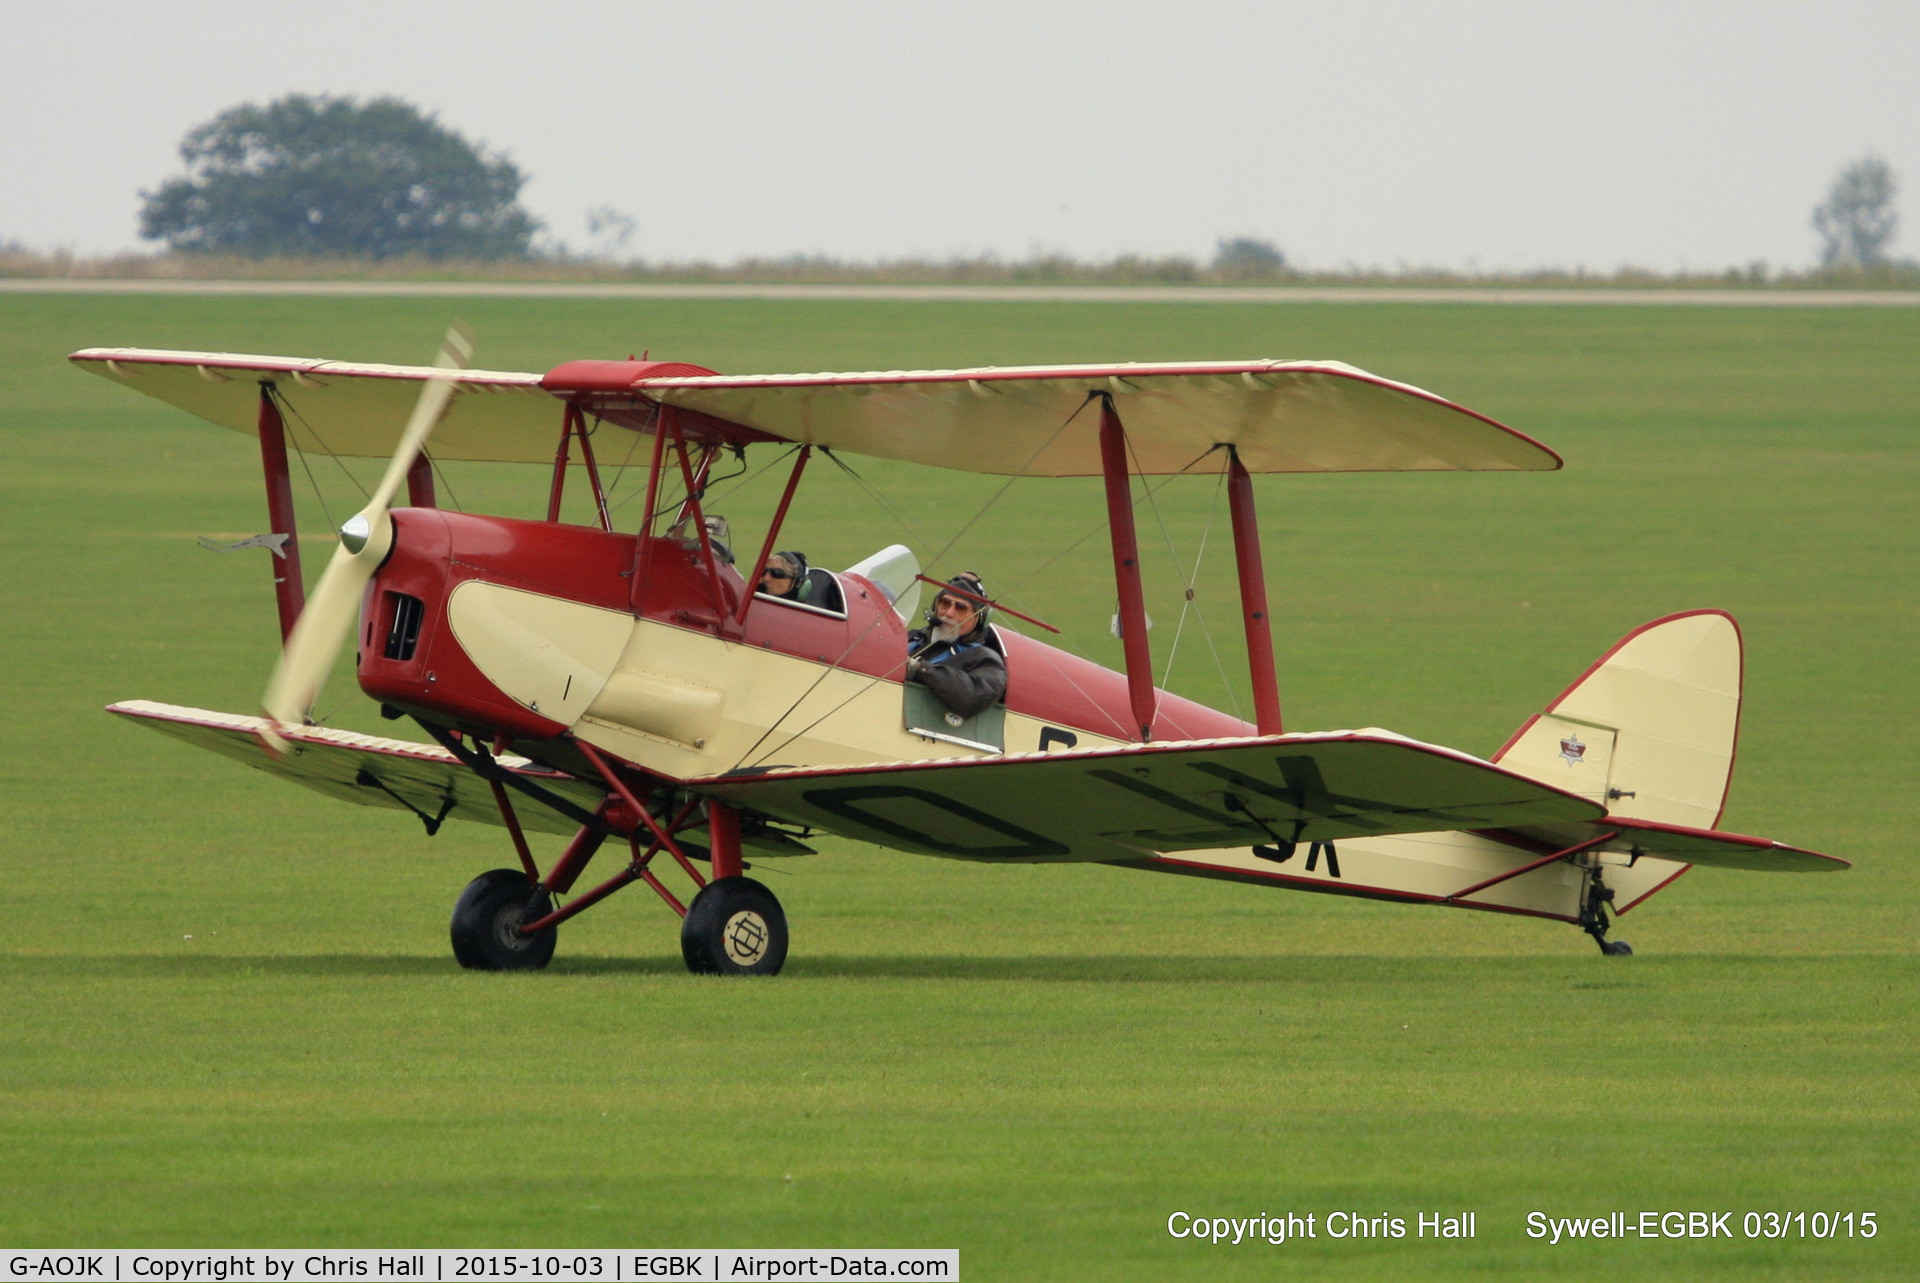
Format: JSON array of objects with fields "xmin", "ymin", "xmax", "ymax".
[
  {"xmin": 1603, "ymin": 939, "xmax": 1634, "ymax": 956},
  {"xmin": 681, "ymin": 876, "xmax": 788, "ymax": 975},
  {"xmin": 450, "ymin": 868, "xmax": 557, "ymax": 971}
]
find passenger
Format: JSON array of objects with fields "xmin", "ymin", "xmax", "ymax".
[
  {"xmin": 756, "ymin": 550, "xmax": 843, "ymax": 611},
  {"xmin": 757, "ymin": 551, "xmax": 806, "ymax": 600},
  {"xmin": 905, "ymin": 572, "xmax": 1007, "ymax": 719}
]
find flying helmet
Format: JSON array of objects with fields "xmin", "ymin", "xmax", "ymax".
[{"xmin": 926, "ymin": 571, "xmax": 991, "ymax": 635}]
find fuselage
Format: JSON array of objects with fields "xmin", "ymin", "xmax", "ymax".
[
  {"xmin": 359, "ymin": 509, "xmax": 1251, "ymax": 781},
  {"xmin": 355, "ymin": 508, "xmax": 1687, "ymax": 925}
]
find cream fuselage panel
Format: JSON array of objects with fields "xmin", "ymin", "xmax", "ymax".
[
  {"xmin": 446, "ymin": 581, "xmax": 634, "ymax": 725},
  {"xmin": 574, "ymin": 618, "xmax": 1109, "ymax": 778},
  {"xmin": 1154, "ymin": 830, "xmax": 1683, "ymax": 921},
  {"xmin": 445, "ymin": 585, "xmax": 1116, "ymax": 779}
]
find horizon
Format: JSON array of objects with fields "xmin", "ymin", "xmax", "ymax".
[{"xmin": 5, "ymin": 1, "xmax": 1915, "ymax": 272}]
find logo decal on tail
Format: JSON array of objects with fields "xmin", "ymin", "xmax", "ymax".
[{"xmin": 1559, "ymin": 734, "xmax": 1586, "ymax": 765}]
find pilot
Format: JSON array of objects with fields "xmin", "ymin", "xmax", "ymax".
[
  {"xmin": 905, "ymin": 572, "xmax": 1007, "ymax": 719},
  {"xmin": 757, "ymin": 550, "xmax": 843, "ymax": 611}
]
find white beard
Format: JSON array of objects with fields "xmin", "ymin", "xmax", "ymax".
[{"xmin": 929, "ymin": 621, "xmax": 963, "ymax": 645}]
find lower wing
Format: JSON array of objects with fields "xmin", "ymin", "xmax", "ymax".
[
  {"xmin": 108, "ymin": 699, "xmax": 602, "ymax": 836},
  {"xmin": 697, "ymin": 729, "xmax": 1607, "ymax": 861}
]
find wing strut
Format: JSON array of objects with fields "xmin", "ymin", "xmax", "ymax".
[
  {"xmin": 545, "ymin": 403, "xmax": 611, "ymax": 530},
  {"xmin": 1099, "ymin": 394, "xmax": 1157, "ymax": 740},
  {"xmin": 736, "ymin": 446, "xmax": 812, "ymax": 626},
  {"xmin": 255, "ymin": 385, "xmax": 306, "ymax": 642},
  {"xmin": 1226, "ymin": 446, "xmax": 1284, "ymax": 735},
  {"xmin": 406, "ymin": 452, "xmax": 436, "ymax": 508}
]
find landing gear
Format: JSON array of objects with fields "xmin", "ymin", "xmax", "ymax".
[
  {"xmin": 451, "ymin": 868, "xmax": 557, "ymax": 971},
  {"xmin": 447, "ymin": 791, "xmax": 783, "ymax": 975},
  {"xmin": 1578, "ymin": 868, "xmax": 1631, "ymax": 957},
  {"xmin": 682, "ymin": 877, "xmax": 788, "ymax": 975}
]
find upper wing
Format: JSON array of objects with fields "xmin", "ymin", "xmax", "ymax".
[
  {"xmin": 75, "ymin": 349, "xmax": 1555, "ymax": 478},
  {"xmin": 695, "ymin": 730, "xmax": 1604, "ymax": 861},
  {"xmin": 108, "ymin": 699, "xmax": 602, "ymax": 834},
  {"xmin": 71, "ymin": 348, "xmax": 565, "ymax": 463},
  {"xmin": 629, "ymin": 360, "xmax": 1559, "ymax": 476}
]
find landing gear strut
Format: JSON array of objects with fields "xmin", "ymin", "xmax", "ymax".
[
  {"xmin": 449, "ymin": 785, "xmax": 791, "ymax": 974},
  {"xmin": 1579, "ymin": 868, "xmax": 1632, "ymax": 956}
]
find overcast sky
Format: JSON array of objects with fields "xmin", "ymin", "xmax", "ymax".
[{"xmin": 5, "ymin": 0, "xmax": 1914, "ymax": 270}]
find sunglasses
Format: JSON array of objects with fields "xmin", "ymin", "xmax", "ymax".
[
  {"xmin": 934, "ymin": 595, "xmax": 977, "ymax": 613},
  {"xmin": 759, "ymin": 568, "xmax": 796, "ymax": 581}
]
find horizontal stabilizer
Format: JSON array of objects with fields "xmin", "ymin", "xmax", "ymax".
[
  {"xmin": 697, "ymin": 730, "xmax": 1605, "ymax": 862},
  {"xmin": 1586, "ymin": 817, "xmax": 1844, "ymax": 872}
]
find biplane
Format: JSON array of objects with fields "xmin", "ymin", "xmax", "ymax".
[{"xmin": 73, "ymin": 331, "xmax": 1846, "ymax": 972}]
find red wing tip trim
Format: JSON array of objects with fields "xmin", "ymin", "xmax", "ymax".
[
  {"xmin": 71, "ymin": 348, "xmax": 547, "ymax": 390},
  {"xmin": 635, "ymin": 359, "xmax": 1410, "ymax": 392},
  {"xmin": 105, "ymin": 699, "xmax": 563, "ymax": 776}
]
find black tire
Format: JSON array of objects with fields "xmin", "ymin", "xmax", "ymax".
[
  {"xmin": 450, "ymin": 868, "xmax": 557, "ymax": 971},
  {"xmin": 1603, "ymin": 940, "xmax": 1634, "ymax": 957},
  {"xmin": 681, "ymin": 877, "xmax": 788, "ymax": 976}
]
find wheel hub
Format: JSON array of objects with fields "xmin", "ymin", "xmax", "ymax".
[
  {"xmin": 722, "ymin": 910, "xmax": 770, "ymax": 965},
  {"xmin": 492, "ymin": 905, "xmax": 536, "ymax": 952}
]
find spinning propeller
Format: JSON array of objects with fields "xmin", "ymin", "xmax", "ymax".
[{"xmin": 260, "ymin": 324, "xmax": 472, "ymax": 747}]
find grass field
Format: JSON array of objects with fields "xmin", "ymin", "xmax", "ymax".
[{"xmin": 1, "ymin": 294, "xmax": 1915, "ymax": 1278}]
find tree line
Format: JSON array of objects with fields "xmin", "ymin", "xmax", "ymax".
[{"xmin": 69, "ymin": 94, "xmax": 1908, "ymax": 274}]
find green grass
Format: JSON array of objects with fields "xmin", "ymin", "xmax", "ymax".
[{"xmin": 1, "ymin": 295, "xmax": 1915, "ymax": 1277}]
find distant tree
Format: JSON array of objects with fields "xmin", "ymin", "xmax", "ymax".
[
  {"xmin": 139, "ymin": 95, "xmax": 537, "ymax": 258},
  {"xmin": 1812, "ymin": 155, "xmax": 1898, "ymax": 268},
  {"xmin": 585, "ymin": 206, "xmax": 638, "ymax": 260},
  {"xmin": 1212, "ymin": 236, "xmax": 1288, "ymax": 281}
]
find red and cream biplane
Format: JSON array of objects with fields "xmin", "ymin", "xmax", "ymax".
[{"xmin": 74, "ymin": 331, "xmax": 1846, "ymax": 972}]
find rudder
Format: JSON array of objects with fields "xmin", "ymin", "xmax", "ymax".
[{"xmin": 1493, "ymin": 610, "xmax": 1742, "ymax": 829}]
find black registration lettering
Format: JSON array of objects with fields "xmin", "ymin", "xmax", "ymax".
[{"xmin": 803, "ymin": 785, "xmax": 1070, "ymax": 857}]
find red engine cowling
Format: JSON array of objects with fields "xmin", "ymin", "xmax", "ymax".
[{"xmin": 358, "ymin": 509, "xmax": 638, "ymax": 740}]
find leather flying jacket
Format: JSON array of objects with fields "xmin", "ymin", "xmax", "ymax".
[{"xmin": 906, "ymin": 625, "xmax": 1007, "ymax": 719}]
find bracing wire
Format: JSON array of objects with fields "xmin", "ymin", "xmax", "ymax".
[
  {"xmin": 733, "ymin": 397, "xmax": 1240, "ymax": 767},
  {"xmin": 733, "ymin": 401, "xmax": 1086, "ymax": 771},
  {"xmin": 1125, "ymin": 439, "xmax": 1243, "ymax": 724},
  {"xmin": 272, "ymin": 388, "xmax": 369, "ymax": 501},
  {"xmin": 820, "ymin": 449, "xmax": 941, "ymax": 556},
  {"xmin": 680, "ymin": 442, "xmax": 802, "ymax": 517},
  {"xmin": 596, "ymin": 416, "xmax": 649, "ymax": 511},
  {"xmin": 729, "ymin": 604, "xmax": 906, "ymax": 771},
  {"xmin": 917, "ymin": 395, "xmax": 1092, "ymax": 578},
  {"xmin": 426, "ymin": 451, "xmax": 464, "ymax": 513},
  {"xmin": 287, "ymin": 433, "xmax": 340, "ymax": 537},
  {"xmin": 998, "ymin": 444, "xmax": 1221, "ymax": 600}
]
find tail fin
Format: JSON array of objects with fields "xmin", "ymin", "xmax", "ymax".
[{"xmin": 1492, "ymin": 610, "xmax": 1742, "ymax": 829}]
